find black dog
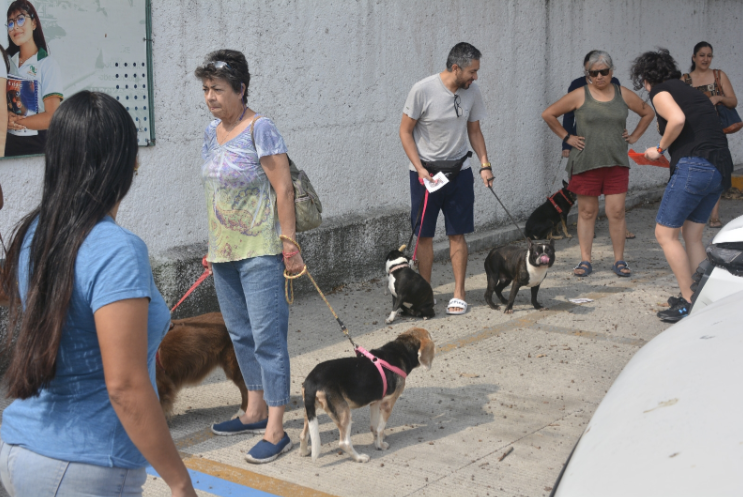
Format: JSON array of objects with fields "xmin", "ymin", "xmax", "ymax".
[
  {"xmin": 524, "ymin": 181, "xmax": 577, "ymax": 240},
  {"xmin": 384, "ymin": 249, "xmax": 435, "ymax": 324},
  {"xmin": 299, "ymin": 328, "xmax": 435, "ymax": 462},
  {"xmin": 484, "ymin": 239, "xmax": 555, "ymax": 314}
]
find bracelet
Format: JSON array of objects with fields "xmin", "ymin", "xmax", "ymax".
[
  {"xmin": 481, "ymin": 162, "xmax": 491, "ymax": 168},
  {"xmin": 480, "ymin": 165, "xmax": 492, "ymax": 171},
  {"xmin": 656, "ymin": 144, "xmax": 665, "ymax": 154},
  {"xmin": 282, "ymin": 250, "xmax": 299, "ymax": 259},
  {"xmin": 562, "ymin": 133, "xmax": 571, "ymax": 143}
]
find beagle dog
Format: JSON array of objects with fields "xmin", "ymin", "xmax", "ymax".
[{"xmin": 299, "ymin": 328, "xmax": 435, "ymax": 463}]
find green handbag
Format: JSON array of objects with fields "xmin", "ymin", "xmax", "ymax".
[{"xmin": 250, "ymin": 117, "xmax": 322, "ymax": 232}]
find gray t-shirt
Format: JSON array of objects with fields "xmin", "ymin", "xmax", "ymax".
[{"xmin": 403, "ymin": 74, "xmax": 487, "ymax": 171}]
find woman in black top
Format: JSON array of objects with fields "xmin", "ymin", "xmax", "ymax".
[{"xmin": 630, "ymin": 49, "xmax": 733, "ymax": 323}]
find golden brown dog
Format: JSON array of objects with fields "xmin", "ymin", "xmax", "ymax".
[
  {"xmin": 299, "ymin": 327, "xmax": 435, "ymax": 462},
  {"xmin": 156, "ymin": 312, "xmax": 247, "ymax": 418}
]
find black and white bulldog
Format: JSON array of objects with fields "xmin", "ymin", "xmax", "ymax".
[
  {"xmin": 384, "ymin": 249, "xmax": 435, "ymax": 324},
  {"xmin": 483, "ymin": 239, "xmax": 555, "ymax": 314}
]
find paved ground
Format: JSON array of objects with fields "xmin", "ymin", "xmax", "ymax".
[{"xmin": 1, "ymin": 198, "xmax": 741, "ymax": 497}]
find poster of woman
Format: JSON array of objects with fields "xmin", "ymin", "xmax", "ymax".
[{"xmin": 1, "ymin": 0, "xmax": 152, "ymax": 158}]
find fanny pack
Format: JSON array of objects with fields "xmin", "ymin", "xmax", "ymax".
[{"xmin": 421, "ymin": 151, "xmax": 472, "ymax": 181}]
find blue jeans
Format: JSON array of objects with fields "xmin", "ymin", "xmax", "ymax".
[
  {"xmin": 0, "ymin": 440, "xmax": 146, "ymax": 497},
  {"xmin": 656, "ymin": 157, "xmax": 723, "ymax": 228},
  {"xmin": 212, "ymin": 255, "xmax": 290, "ymax": 407}
]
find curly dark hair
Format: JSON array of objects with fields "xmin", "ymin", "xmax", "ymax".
[
  {"xmin": 629, "ymin": 48, "xmax": 681, "ymax": 91},
  {"xmin": 194, "ymin": 49, "xmax": 250, "ymax": 104}
]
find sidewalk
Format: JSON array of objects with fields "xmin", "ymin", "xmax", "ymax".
[{"xmin": 1, "ymin": 198, "xmax": 740, "ymax": 497}]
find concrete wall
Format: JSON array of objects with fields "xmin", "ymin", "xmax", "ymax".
[{"xmin": 1, "ymin": 0, "xmax": 742, "ymax": 308}]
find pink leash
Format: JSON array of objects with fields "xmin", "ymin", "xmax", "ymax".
[
  {"xmin": 355, "ymin": 346, "xmax": 408, "ymax": 398},
  {"xmin": 170, "ymin": 256, "xmax": 211, "ymax": 312},
  {"xmin": 412, "ymin": 183, "xmax": 430, "ymax": 263}
]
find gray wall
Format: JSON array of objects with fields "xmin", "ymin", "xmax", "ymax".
[{"xmin": 0, "ymin": 0, "xmax": 742, "ymax": 308}]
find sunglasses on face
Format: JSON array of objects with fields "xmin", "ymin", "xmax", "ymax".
[
  {"xmin": 588, "ymin": 68, "xmax": 611, "ymax": 77},
  {"xmin": 6, "ymin": 14, "xmax": 31, "ymax": 31}
]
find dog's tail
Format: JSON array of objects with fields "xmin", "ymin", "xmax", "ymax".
[{"xmin": 303, "ymin": 381, "xmax": 322, "ymax": 461}]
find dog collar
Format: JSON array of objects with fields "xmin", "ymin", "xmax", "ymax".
[
  {"xmin": 355, "ymin": 346, "xmax": 407, "ymax": 398},
  {"xmin": 547, "ymin": 190, "xmax": 574, "ymax": 214},
  {"xmin": 388, "ymin": 263, "xmax": 409, "ymax": 274}
]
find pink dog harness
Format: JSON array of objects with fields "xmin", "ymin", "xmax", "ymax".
[{"xmin": 355, "ymin": 346, "xmax": 408, "ymax": 398}]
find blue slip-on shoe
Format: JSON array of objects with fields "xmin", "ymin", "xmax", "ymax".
[
  {"xmin": 244, "ymin": 432, "xmax": 292, "ymax": 464},
  {"xmin": 211, "ymin": 417, "xmax": 268, "ymax": 436}
]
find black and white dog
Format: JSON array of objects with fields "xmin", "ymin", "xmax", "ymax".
[
  {"xmin": 524, "ymin": 181, "xmax": 577, "ymax": 240},
  {"xmin": 384, "ymin": 249, "xmax": 435, "ymax": 324},
  {"xmin": 484, "ymin": 239, "xmax": 555, "ymax": 314}
]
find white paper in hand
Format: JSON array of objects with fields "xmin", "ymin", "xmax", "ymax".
[{"xmin": 423, "ymin": 172, "xmax": 449, "ymax": 193}]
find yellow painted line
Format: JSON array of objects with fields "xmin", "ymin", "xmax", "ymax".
[
  {"xmin": 174, "ymin": 427, "xmax": 214, "ymax": 450},
  {"xmin": 731, "ymin": 172, "xmax": 743, "ymax": 191},
  {"xmin": 181, "ymin": 452, "xmax": 337, "ymax": 497}
]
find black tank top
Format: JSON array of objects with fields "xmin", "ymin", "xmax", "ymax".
[{"xmin": 649, "ymin": 78, "xmax": 732, "ymax": 188}]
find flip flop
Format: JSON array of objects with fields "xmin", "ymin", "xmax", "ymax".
[
  {"xmin": 612, "ymin": 260, "xmax": 631, "ymax": 277},
  {"xmin": 709, "ymin": 218, "xmax": 722, "ymax": 228},
  {"xmin": 573, "ymin": 261, "xmax": 592, "ymax": 277},
  {"xmin": 625, "ymin": 229, "xmax": 636, "ymax": 239},
  {"xmin": 446, "ymin": 298, "xmax": 468, "ymax": 315}
]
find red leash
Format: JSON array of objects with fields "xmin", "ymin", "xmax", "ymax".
[
  {"xmin": 170, "ymin": 256, "xmax": 211, "ymax": 313},
  {"xmin": 412, "ymin": 185, "xmax": 429, "ymax": 263}
]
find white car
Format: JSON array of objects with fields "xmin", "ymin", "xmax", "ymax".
[
  {"xmin": 550, "ymin": 290, "xmax": 743, "ymax": 497},
  {"xmin": 690, "ymin": 214, "xmax": 743, "ymax": 313}
]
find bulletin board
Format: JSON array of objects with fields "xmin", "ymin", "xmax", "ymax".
[{"xmin": 1, "ymin": 0, "xmax": 155, "ymax": 157}]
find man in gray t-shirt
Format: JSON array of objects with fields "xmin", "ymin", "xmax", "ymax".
[{"xmin": 399, "ymin": 42, "xmax": 493, "ymax": 316}]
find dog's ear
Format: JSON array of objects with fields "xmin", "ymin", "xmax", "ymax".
[{"xmin": 402, "ymin": 327, "xmax": 435, "ymax": 370}]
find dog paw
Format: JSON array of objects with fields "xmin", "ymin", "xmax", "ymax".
[
  {"xmin": 504, "ymin": 308, "xmax": 513, "ymax": 315},
  {"xmin": 375, "ymin": 441, "xmax": 389, "ymax": 450},
  {"xmin": 299, "ymin": 446, "xmax": 311, "ymax": 457},
  {"xmin": 355, "ymin": 453, "xmax": 371, "ymax": 463}
]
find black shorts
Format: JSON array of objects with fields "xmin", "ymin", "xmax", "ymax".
[{"xmin": 409, "ymin": 168, "xmax": 475, "ymax": 237}]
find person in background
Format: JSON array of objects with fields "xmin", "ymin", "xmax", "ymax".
[
  {"xmin": 0, "ymin": 92, "xmax": 196, "ymax": 496},
  {"xmin": 631, "ymin": 49, "xmax": 732, "ymax": 322},
  {"xmin": 561, "ymin": 50, "xmax": 634, "ymax": 239},
  {"xmin": 542, "ymin": 50, "xmax": 654, "ymax": 278},
  {"xmin": 196, "ymin": 49, "xmax": 302, "ymax": 463},
  {"xmin": 399, "ymin": 42, "xmax": 493, "ymax": 316},
  {"xmin": 681, "ymin": 41, "xmax": 738, "ymax": 229},
  {"xmin": 5, "ymin": 0, "xmax": 63, "ymax": 157}
]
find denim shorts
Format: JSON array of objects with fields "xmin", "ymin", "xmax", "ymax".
[
  {"xmin": 410, "ymin": 167, "xmax": 475, "ymax": 237},
  {"xmin": 212, "ymin": 254, "xmax": 290, "ymax": 407},
  {"xmin": 0, "ymin": 439, "xmax": 146, "ymax": 497},
  {"xmin": 656, "ymin": 157, "xmax": 723, "ymax": 228}
]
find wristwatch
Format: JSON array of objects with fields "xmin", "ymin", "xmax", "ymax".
[
  {"xmin": 656, "ymin": 144, "xmax": 665, "ymax": 154},
  {"xmin": 562, "ymin": 134, "xmax": 571, "ymax": 143}
]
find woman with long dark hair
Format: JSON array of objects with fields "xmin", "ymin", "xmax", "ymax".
[
  {"xmin": 681, "ymin": 41, "xmax": 739, "ymax": 228},
  {"xmin": 4, "ymin": 0, "xmax": 63, "ymax": 157},
  {"xmin": 630, "ymin": 49, "xmax": 732, "ymax": 323},
  {"xmin": 0, "ymin": 92, "xmax": 195, "ymax": 496}
]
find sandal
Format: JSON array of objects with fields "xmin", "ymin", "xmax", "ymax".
[
  {"xmin": 573, "ymin": 261, "xmax": 592, "ymax": 277},
  {"xmin": 612, "ymin": 260, "xmax": 631, "ymax": 277},
  {"xmin": 625, "ymin": 229, "xmax": 636, "ymax": 239},
  {"xmin": 709, "ymin": 218, "xmax": 722, "ymax": 228},
  {"xmin": 446, "ymin": 298, "xmax": 468, "ymax": 315}
]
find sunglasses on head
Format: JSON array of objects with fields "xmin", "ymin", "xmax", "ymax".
[
  {"xmin": 588, "ymin": 68, "xmax": 611, "ymax": 77},
  {"xmin": 210, "ymin": 61, "xmax": 233, "ymax": 72}
]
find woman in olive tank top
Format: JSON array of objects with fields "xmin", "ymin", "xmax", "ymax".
[{"xmin": 542, "ymin": 51, "xmax": 654, "ymax": 278}]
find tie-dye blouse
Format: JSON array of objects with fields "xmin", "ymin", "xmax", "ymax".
[{"xmin": 201, "ymin": 117, "xmax": 288, "ymax": 262}]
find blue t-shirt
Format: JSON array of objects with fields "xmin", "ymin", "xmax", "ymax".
[{"xmin": 1, "ymin": 216, "xmax": 170, "ymax": 469}]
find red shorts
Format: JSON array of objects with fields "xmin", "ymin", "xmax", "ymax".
[{"xmin": 567, "ymin": 166, "xmax": 629, "ymax": 196}]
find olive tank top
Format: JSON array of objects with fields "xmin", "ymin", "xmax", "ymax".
[{"xmin": 567, "ymin": 84, "xmax": 629, "ymax": 177}]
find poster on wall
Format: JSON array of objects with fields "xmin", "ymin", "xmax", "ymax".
[{"xmin": 0, "ymin": 0, "xmax": 154, "ymax": 159}]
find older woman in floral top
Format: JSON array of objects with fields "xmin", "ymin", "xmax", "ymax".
[{"xmin": 195, "ymin": 49, "xmax": 302, "ymax": 464}]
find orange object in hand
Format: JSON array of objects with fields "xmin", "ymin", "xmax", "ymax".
[{"xmin": 628, "ymin": 149, "xmax": 670, "ymax": 168}]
